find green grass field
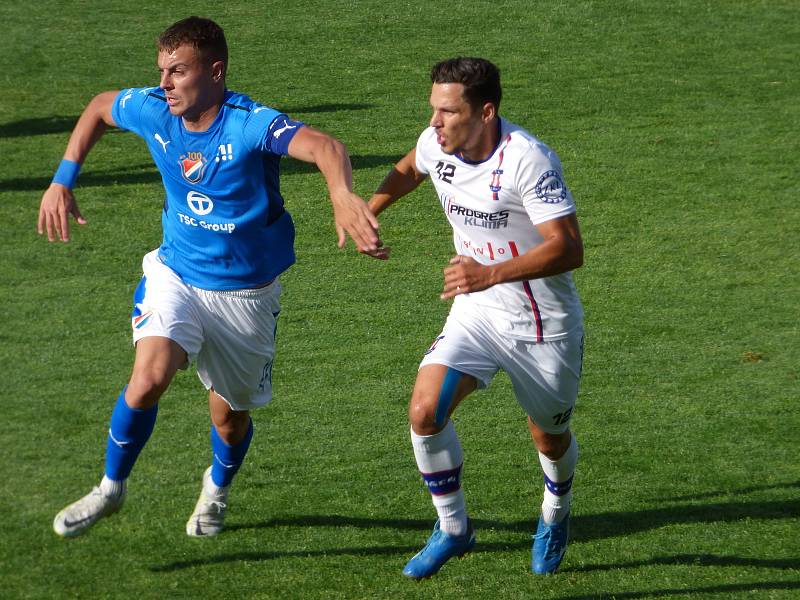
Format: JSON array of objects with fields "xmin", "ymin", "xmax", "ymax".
[{"xmin": 1, "ymin": 1, "xmax": 798, "ymax": 598}]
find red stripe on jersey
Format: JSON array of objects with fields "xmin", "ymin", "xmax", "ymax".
[
  {"xmin": 509, "ymin": 241, "xmax": 544, "ymax": 342},
  {"xmin": 490, "ymin": 134, "xmax": 512, "ymax": 201}
]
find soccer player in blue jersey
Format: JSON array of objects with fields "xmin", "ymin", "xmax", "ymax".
[
  {"xmin": 39, "ymin": 16, "xmax": 385, "ymax": 538},
  {"xmin": 368, "ymin": 57, "xmax": 584, "ymax": 577}
]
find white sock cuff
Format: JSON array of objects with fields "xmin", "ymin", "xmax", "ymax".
[
  {"xmin": 538, "ymin": 434, "xmax": 578, "ymax": 483},
  {"xmin": 100, "ymin": 475, "xmax": 126, "ymax": 498},
  {"xmin": 410, "ymin": 420, "xmax": 463, "ymax": 473},
  {"xmin": 204, "ymin": 473, "xmax": 230, "ymax": 498}
]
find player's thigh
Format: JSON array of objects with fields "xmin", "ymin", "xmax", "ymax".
[
  {"xmin": 414, "ymin": 311, "xmax": 500, "ymax": 433},
  {"xmin": 128, "ymin": 251, "xmax": 204, "ymax": 406},
  {"xmin": 195, "ymin": 281, "xmax": 282, "ymax": 411},
  {"xmin": 131, "ymin": 250, "xmax": 204, "ymax": 360},
  {"xmin": 127, "ymin": 336, "xmax": 188, "ymax": 407},
  {"xmin": 505, "ymin": 332, "xmax": 584, "ymax": 435},
  {"xmin": 410, "ymin": 364, "xmax": 479, "ymax": 434}
]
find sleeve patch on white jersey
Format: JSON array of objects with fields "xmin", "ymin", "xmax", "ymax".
[{"xmin": 535, "ymin": 170, "xmax": 567, "ymax": 204}]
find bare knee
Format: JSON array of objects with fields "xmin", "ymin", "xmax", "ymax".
[
  {"xmin": 125, "ymin": 371, "xmax": 170, "ymax": 409},
  {"xmin": 408, "ymin": 390, "xmax": 441, "ymax": 436},
  {"xmin": 529, "ymin": 417, "xmax": 572, "ymax": 460},
  {"xmin": 126, "ymin": 338, "xmax": 184, "ymax": 409},
  {"xmin": 409, "ymin": 366, "xmax": 476, "ymax": 436},
  {"xmin": 210, "ymin": 391, "xmax": 251, "ymax": 444},
  {"xmin": 213, "ymin": 413, "xmax": 250, "ymax": 445},
  {"xmin": 538, "ymin": 435, "xmax": 571, "ymax": 460}
]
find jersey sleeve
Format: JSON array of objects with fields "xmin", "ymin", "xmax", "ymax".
[
  {"xmin": 517, "ymin": 142, "xmax": 576, "ymax": 225},
  {"xmin": 111, "ymin": 87, "xmax": 162, "ymax": 138},
  {"xmin": 414, "ymin": 127, "xmax": 437, "ymax": 175},
  {"xmin": 242, "ymin": 106, "xmax": 304, "ymax": 156}
]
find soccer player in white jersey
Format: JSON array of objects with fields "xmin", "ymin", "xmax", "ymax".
[
  {"xmin": 38, "ymin": 17, "xmax": 385, "ymax": 538},
  {"xmin": 368, "ymin": 57, "xmax": 584, "ymax": 578}
]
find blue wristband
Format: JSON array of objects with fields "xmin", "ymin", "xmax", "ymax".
[{"xmin": 52, "ymin": 159, "xmax": 81, "ymax": 189}]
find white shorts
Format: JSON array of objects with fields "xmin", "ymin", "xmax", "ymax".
[
  {"xmin": 419, "ymin": 304, "xmax": 584, "ymax": 434},
  {"xmin": 131, "ymin": 250, "xmax": 281, "ymax": 411}
]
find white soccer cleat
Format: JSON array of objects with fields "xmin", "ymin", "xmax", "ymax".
[
  {"xmin": 53, "ymin": 484, "xmax": 127, "ymax": 537},
  {"xmin": 186, "ymin": 467, "xmax": 229, "ymax": 537}
]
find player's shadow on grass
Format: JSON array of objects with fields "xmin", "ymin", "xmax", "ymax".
[
  {"xmin": 0, "ymin": 116, "xmax": 132, "ymax": 138},
  {"xmin": 223, "ymin": 496, "xmax": 799, "ymax": 545},
  {"xmin": 565, "ymin": 497, "xmax": 799, "ymax": 545},
  {"xmin": 0, "ymin": 166, "xmax": 163, "ymax": 192},
  {"xmin": 658, "ymin": 480, "xmax": 800, "ymax": 502},
  {"xmin": 149, "ymin": 493, "xmax": 799, "ymax": 572},
  {"xmin": 567, "ymin": 553, "xmax": 800, "ymax": 573},
  {"xmin": 0, "ymin": 156, "xmax": 399, "ymax": 192},
  {"xmin": 555, "ymin": 581, "xmax": 800, "ymax": 600},
  {"xmin": 0, "ymin": 116, "xmax": 79, "ymax": 138},
  {"xmin": 0, "ymin": 104, "xmax": 373, "ymax": 138}
]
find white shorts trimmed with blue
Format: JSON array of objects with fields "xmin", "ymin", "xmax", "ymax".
[
  {"xmin": 131, "ymin": 250, "xmax": 281, "ymax": 411},
  {"xmin": 419, "ymin": 303, "xmax": 583, "ymax": 434}
]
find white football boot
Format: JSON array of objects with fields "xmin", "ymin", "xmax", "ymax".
[
  {"xmin": 53, "ymin": 481, "xmax": 127, "ymax": 537},
  {"xmin": 186, "ymin": 466, "xmax": 229, "ymax": 537}
]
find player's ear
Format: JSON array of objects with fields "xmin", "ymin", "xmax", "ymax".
[
  {"xmin": 481, "ymin": 101, "xmax": 496, "ymax": 123},
  {"xmin": 211, "ymin": 60, "xmax": 225, "ymax": 83}
]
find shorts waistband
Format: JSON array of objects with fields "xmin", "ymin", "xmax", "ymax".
[{"xmin": 190, "ymin": 278, "xmax": 277, "ymax": 298}]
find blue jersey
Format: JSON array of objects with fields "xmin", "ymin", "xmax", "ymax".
[{"xmin": 112, "ymin": 87, "xmax": 304, "ymax": 290}]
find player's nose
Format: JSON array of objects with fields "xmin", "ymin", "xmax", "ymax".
[{"xmin": 159, "ymin": 73, "xmax": 173, "ymax": 90}]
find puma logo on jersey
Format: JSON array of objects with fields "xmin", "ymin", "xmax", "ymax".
[
  {"xmin": 120, "ymin": 90, "xmax": 134, "ymax": 108},
  {"xmin": 273, "ymin": 122, "xmax": 297, "ymax": 139},
  {"xmin": 154, "ymin": 133, "xmax": 170, "ymax": 153}
]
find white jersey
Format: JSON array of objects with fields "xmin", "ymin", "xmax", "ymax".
[{"xmin": 415, "ymin": 118, "xmax": 583, "ymax": 342}]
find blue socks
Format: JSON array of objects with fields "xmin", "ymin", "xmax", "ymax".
[
  {"xmin": 103, "ymin": 387, "xmax": 253, "ymax": 491},
  {"xmin": 105, "ymin": 388, "xmax": 158, "ymax": 481},
  {"xmin": 210, "ymin": 418, "xmax": 253, "ymax": 488}
]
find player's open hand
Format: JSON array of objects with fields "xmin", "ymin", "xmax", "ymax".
[
  {"xmin": 331, "ymin": 191, "xmax": 390, "ymax": 260},
  {"xmin": 441, "ymin": 255, "xmax": 494, "ymax": 299},
  {"xmin": 37, "ymin": 184, "xmax": 87, "ymax": 242}
]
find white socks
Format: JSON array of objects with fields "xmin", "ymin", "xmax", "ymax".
[
  {"xmin": 411, "ymin": 420, "xmax": 468, "ymax": 536},
  {"xmin": 204, "ymin": 468, "xmax": 230, "ymax": 499},
  {"xmin": 538, "ymin": 434, "xmax": 578, "ymax": 524},
  {"xmin": 100, "ymin": 475, "xmax": 125, "ymax": 498},
  {"xmin": 411, "ymin": 423, "xmax": 578, "ymax": 532}
]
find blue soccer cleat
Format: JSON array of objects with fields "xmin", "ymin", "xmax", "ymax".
[
  {"xmin": 403, "ymin": 519, "xmax": 476, "ymax": 579},
  {"xmin": 532, "ymin": 512, "xmax": 569, "ymax": 574}
]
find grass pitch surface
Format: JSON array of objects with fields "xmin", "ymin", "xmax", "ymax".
[{"xmin": 1, "ymin": 1, "xmax": 798, "ymax": 598}]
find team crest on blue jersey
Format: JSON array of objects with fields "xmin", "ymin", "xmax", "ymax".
[{"xmin": 179, "ymin": 152, "xmax": 208, "ymax": 184}]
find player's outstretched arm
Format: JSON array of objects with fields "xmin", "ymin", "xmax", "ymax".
[
  {"xmin": 441, "ymin": 213, "xmax": 584, "ymax": 299},
  {"xmin": 368, "ymin": 149, "xmax": 427, "ymax": 216},
  {"xmin": 287, "ymin": 126, "xmax": 388, "ymax": 259},
  {"xmin": 38, "ymin": 91, "xmax": 119, "ymax": 242}
]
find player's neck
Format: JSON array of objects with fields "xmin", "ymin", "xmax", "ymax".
[
  {"xmin": 182, "ymin": 104, "xmax": 222, "ymax": 132},
  {"xmin": 182, "ymin": 89, "xmax": 226, "ymax": 133},
  {"xmin": 459, "ymin": 117, "xmax": 501, "ymax": 163}
]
